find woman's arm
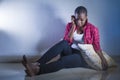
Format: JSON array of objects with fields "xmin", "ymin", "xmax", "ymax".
[
  {"xmin": 64, "ymin": 16, "xmax": 76, "ymax": 43},
  {"xmin": 93, "ymin": 28, "xmax": 108, "ymax": 70},
  {"xmin": 96, "ymin": 50, "xmax": 108, "ymax": 70},
  {"xmin": 68, "ymin": 16, "xmax": 76, "ymax": 40},
  {"xmin": 68, "ymin": 22, "xmax": 76, "ymax": 40}
]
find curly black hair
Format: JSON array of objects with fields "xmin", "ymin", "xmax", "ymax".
[{"xmin": 75, "ymin": 6, "xmax": 87, "ymax": 16}]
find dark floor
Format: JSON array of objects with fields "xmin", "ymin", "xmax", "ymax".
[{"xmin": 0, "ymin": 57, "xmax": 120, "ymax": 80}]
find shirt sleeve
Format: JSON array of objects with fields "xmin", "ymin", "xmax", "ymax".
[
  {"xmin": 63, "ymin": 23, "xmax": 73, "ymax": 44},
  {"xmin": 92, "ymin": 27, "xmax": 102, "ymax": 52}
]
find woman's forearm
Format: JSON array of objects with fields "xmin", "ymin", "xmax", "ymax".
[
  {"xmin": 96, "ymin": 50, "xmax": 108, "ymax": 70},
  {"xmin": 96, "ymin": 50, "xmax": 106, "ymax": 61},
  {"xmin": 96, "ymin": 50, "xmax": 103, "ymax": 58},
  {"xmin": 68, "ymin": 25, "xmax": 76, "ymax": 40}
]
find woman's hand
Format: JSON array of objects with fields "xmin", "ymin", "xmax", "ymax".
[
  {"xmin": 71, "ymin": 15, "xmax": 76, "ymax": 28},
  {"xmin": 68, "ymin": 15, "xmax": 76, "ymax": 39},
  {"xmin": 101, "ymin": 56, "xmax": 108, "ymax": 70},
  {"xmin": 96, "ymin": 51, "xmax": 108, "ymax": 70}
]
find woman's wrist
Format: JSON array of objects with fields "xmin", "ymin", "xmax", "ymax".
[{"xmin": 96, "ymin": 50, "xmax": 108, "ymax": 69}]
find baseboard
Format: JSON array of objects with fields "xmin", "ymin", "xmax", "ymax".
[{"xmin": 0, "ymin": 55, "xmax": 41, "ymax": 63}]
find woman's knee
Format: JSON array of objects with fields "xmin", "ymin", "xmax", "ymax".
[
  {"xmin": 71, "ymin": 54, "xmax": 81, "ymax": 60},
  {"xmin": 61, "ymin": 54, "xmax": 82, "ymax": 68},
  {"xmin": 59, "ymin": 40, "xmax": 68, "ymax": 45},
  {"xmin": 61, "ymin": 54, "xmax": 81, "ymax": 63}
]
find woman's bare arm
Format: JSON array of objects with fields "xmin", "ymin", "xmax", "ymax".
[
  {"xmin": 96, "ymin": 50, "xmax": 108, "ymax": 70},
  {"xmin": 68, "ymin": 17, "xmax": 76, "ymax": 40}
]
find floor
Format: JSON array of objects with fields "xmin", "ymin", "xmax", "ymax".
[{"xmin": 0, "ymin": 58, "xmax": 120, "ymax": 80}]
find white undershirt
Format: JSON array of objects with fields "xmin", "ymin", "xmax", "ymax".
[{"xmin": 71, "ymin": 30, "xmax": 84, "ymax": 50}]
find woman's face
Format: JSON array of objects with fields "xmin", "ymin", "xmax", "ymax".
[{"xmin": 76, "ymin": 13, "xmax": 87, "ymax": 28}]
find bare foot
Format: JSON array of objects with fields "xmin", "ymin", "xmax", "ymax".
[
  {"xmin": 22, "ymin": 55, "xmax": 40, "ymax": 76},
  {"xmin": 22, "ymin": 55, "xmax": 28, "ymax": 70},
  {"xmin": 22, "ymin": 55, "xmax": 35, "ymax": 77},
  {"xmin": 23, "ymin": 63, "xmax": 35, "ymax": 76},
  {"xmin": 23, "ymin": 55, "xmax": 28, "ymax": 63}
]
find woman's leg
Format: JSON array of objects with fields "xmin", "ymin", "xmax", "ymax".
[
  {"xmin": 36, "ymin": 40, "xmax": 72, "ymax": 64},
  {"xmin": 46, "ymin": 54, "xmax": 61, "ymax": 64},
  {"xmin": 37, "ymin": 54, "xmax": 85, "ymax": 75},
  {"xmin": 71, "ymin": 48, "xmax": 88, "ymax": 66}
]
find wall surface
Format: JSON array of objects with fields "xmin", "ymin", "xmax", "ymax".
[{"xmin": 0, "ymin": 0, "xmax": 120, "ymax": 62}]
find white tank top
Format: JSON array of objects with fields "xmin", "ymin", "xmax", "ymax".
[{"xmin": 71, "ymin": 30, "xmax": 84, "ymax": 50}]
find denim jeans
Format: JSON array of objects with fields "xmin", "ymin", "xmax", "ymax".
[{"xmin": 37, "ymin": 40, "xmax": 90, "ymax": 75}]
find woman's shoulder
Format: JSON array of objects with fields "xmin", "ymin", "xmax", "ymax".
[
  {"xmin": 87, "ymin": 22, "xmax": 98, "ymax": 30},
  {"xmin": 66, "ymin": 22, "xmax": 72, "ymax": 28},
  {"xmin": 67, "ymin": 22, "xmax": 72, "ymax": 26}
]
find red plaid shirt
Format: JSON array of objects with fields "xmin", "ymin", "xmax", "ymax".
[{"xmin": 63, "ymin": 22, "xmax": 101, "ymax": 52}]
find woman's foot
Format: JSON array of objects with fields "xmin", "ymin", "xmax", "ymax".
[
  {"xmin": 24, "ymin": 65, "xmax": 35, "ymax": 77},
  {"xmin": 31, "ymin": 62, "xmax": 40, "ymax": 67},
  {"xmin": 22, "ymin": 55, "xmax": 28, "ymax": 68},
  {"xmin": 22, "ymin": 55, "xmax": 28, "ymax": 70},
  {"xmin": 24, "ymin": 63, "xmax": 40, "ymax": 76},
  {"xmin": 23, "ymin": 55, "xmax": 28, "ymax": 63},
  {"xmin": 22, "ymin": 55, "xmax": 35, "ymax": 76},
  {"xmin": 22, "ymin": 55, "xmax": 40, "ymax": 77}
]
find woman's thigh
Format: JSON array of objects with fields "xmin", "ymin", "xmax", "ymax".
[{"xmin": 61, "ymin": 54, "xmax": 85, "ymax": 68}]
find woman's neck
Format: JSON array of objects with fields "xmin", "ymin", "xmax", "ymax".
[{"xmin": 77, "ymin": 28, "xmax": 83, "ymax": 34}]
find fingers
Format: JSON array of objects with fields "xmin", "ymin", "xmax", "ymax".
[{"xmin": 102, "ymin": 61, "xmax": 108, "ymax": 70}]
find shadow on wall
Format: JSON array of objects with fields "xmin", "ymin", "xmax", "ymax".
[
  {"xmin": 0, "ymin": 31, "xmax": 18, "ymax": 54},
  {"xmin": 0, "ymin": 1, "xmax": 66, "ymax": 62},
  {"xmin": 34, "ymin": 3, "xmax": 65, "ymax": 55}
]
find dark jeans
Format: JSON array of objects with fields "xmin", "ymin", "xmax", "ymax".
[{"xmin": 36, "ymin": 40, "xmax": 90, "ymax": 75}]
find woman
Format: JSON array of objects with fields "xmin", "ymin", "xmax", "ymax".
[{"xmin": 22, "ymin": 6, "xmax": 108, "ymax": 77}]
